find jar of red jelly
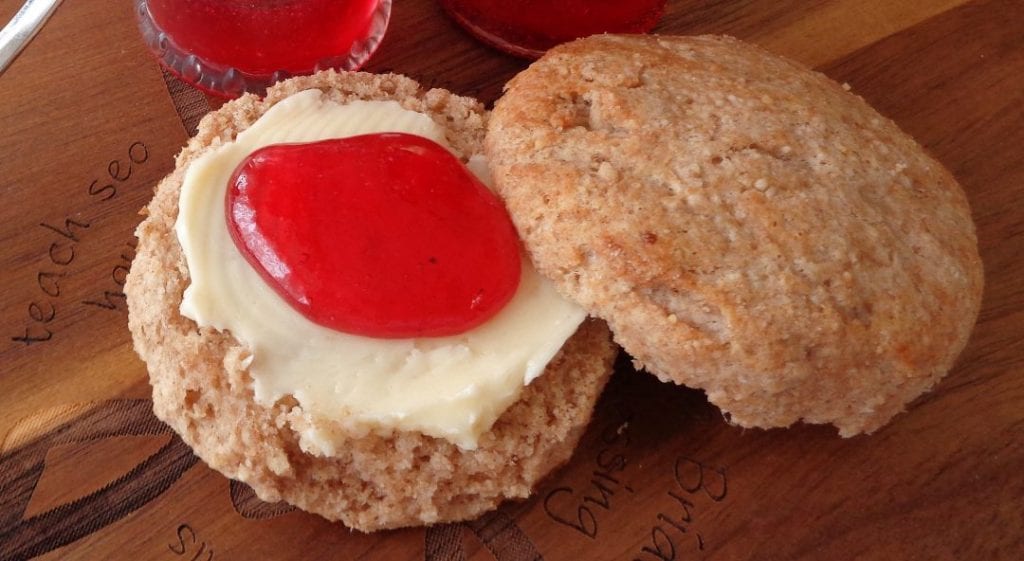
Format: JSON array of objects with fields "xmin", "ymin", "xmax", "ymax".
[
  {"xmin": 136, "ymin": 0, "xmax": 392, "ymax": 97},
  {"xmin": 439, "ymin": 0, "xmax": 667, "ymax": 59}
]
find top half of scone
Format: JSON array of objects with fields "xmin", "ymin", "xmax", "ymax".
[{"xmin": 486, "ymin": 34, "xmax": 984, "ymax": 437}]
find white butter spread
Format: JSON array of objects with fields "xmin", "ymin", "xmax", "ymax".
[{"xmin": 176, "ymin": 89, "xmax": 585, "ymax": 452}]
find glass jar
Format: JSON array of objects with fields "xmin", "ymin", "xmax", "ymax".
[{"xmin": 136, "ymin": 0, "xmax": 392, "ymax": 97}]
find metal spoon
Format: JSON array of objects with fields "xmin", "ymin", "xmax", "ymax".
[{"xmin": 0, "ymin": 0, "xmax": 64, "ymax": 76}]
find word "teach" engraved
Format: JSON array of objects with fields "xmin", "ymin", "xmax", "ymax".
[{"xmin": 11, "ymin": 141, "xmax": 148, "ymax": 346}]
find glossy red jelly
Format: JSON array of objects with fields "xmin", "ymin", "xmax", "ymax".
[
  {"xmin": 439, "ymin": 0, "xmax": 666, "ymax": 59},
  {"xmin": 226, "ymin": 133, "xmax": 522, "ymax": 338},
  {"xmin": 147, "ymin": 0, "xmax": 382, "ymax": 75},
  {"xmin": 137, "ymin": 0, "xmax": 390, "ymax": 96}
]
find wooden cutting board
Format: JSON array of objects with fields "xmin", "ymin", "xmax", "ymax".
[{"xmin": 1, "ymin": 1, "xmax": 1022, "ymax": 560}]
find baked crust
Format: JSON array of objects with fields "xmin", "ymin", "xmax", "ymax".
[
  {"xmin": 486, "ymin": 35, "xmax": 983, "ymax": 436},
  {"xmin": 126, "ymin": 70, "xmax": 617, "ymax": 531}
]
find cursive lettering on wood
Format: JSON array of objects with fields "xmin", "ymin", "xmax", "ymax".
[{"xmin": 9, "ymin": 142, "xmax": 149, "ymax": 346}]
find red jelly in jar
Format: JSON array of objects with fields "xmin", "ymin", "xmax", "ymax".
[
  {"xmin": 136, "ymin": 0, "xmax": 391, "ymax": 97},
  {"xmin": 439, "ymin": 0, "xmax": 667, "ymax": 59}
]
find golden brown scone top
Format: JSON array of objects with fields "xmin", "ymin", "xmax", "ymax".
[{"xmin": 486, "ymin": 34, "xmax": 983, "ymax": 436}]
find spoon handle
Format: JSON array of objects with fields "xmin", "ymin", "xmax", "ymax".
[{"xmin": 0, "ymin": 0, "xmax": 64, "ymax": 76}]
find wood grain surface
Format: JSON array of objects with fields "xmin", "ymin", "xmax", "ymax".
[{"xmin": 1, "ymin": 1, "xmax": 1022, "ymax": 560}]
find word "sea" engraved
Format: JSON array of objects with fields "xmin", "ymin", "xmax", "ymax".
[
  {"xmin": 11, "ymin": 141, "xmax": 148, "ymax": 346},
  {"xmin": 543, "ymin": 402, "xmax": 635, "ymax": 538},
  {"xmin": 169, "ymin": 523, "xmax": 214, "ymax": 561}
]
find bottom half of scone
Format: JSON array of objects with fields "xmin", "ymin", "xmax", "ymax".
[
  {"xmin": 127, "ymin": 247, "xmax": 616, "ymax": 531},
  {"xmin": 123, "ymin": 70, "xmax": 618, "ymax": 530}
]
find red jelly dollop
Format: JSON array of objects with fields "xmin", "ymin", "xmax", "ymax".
[{"xmin": 226, "ymin": 133, "xmax": 522, "ymax": 338}]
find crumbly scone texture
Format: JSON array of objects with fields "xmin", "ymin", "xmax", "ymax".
[
  {"xmin": 125, "ymin": 70, "xmax": 617, "ymax": 531},
  {"xmin": 486, "ymin": 35, "xmax": 984, "ymax": 436}
]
